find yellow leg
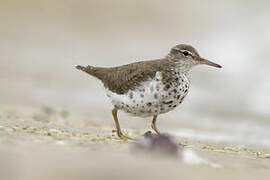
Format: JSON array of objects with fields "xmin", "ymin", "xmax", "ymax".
[
  {"xmin": 112, "ymin": 108, "xmax": 132, "ymax": 140},
  {"xmin": 151, "ymin": 115, "xmax": 160, "ymax": 134}
]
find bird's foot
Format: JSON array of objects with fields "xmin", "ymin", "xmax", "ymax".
[
  {"xmin": 143, "ymin": 130, "xmax": 162, "ymax": 138},
  {"xmin": 151, "ymin": 123, "xmax": 161, "ymax": 135},
  {"xmin": 113, "ymin": 130, "xmax": 133, "ymax": 140},
  {"xmin": 143, "ymin": 130, "xmax": 154, "ymax": 138}
]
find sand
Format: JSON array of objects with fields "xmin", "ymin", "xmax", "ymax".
[{"xmin": 1, "ymin": 104, "xmax": 270, "ymax": 180}]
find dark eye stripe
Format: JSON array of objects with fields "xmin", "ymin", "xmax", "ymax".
[{"xmin": 180, "ymin": 50, "xmax": 192, "ymax": 56}]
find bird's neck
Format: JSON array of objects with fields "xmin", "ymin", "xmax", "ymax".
[
  {"xmin": 176, "ymin": 64, "xmax": 193, "ymax": 74},
  {"xmin": 164, "ymin": 56, "xmax": 192, "ymax": 82},
  {"xmin": 166, "ymin": 56, "xmax": 194, "ymax": 74},
  {"xmin": 175, "ymin": 66, "xmax": 191, "ymax": 82}
]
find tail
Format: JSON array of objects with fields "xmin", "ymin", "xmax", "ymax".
[{"xmin": 75, "ymin": 65, "xmax": 107, "ymax": 80}]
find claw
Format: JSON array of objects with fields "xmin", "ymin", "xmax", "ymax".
[{"xmin": 117, "ymin": 130, "xmax": 133, "ymax": 140}]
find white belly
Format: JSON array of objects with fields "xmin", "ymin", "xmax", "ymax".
[{"xmin": 106, "ymin": 71, "xmax": 190, "ymax": 117}]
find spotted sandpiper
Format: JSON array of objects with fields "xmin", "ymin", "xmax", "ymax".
[{"xmin": 76, "ymin": 44, "xmax": 222, "ymax": 139}]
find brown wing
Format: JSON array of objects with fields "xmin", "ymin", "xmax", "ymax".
[{"xmin": 76, "ymin": 59, "xmax": 174, "ymax": 94}]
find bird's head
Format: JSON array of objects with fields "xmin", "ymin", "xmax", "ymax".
[{"xmin": 167, "ymin": 44, "xmax": 222, "ymax": 70}]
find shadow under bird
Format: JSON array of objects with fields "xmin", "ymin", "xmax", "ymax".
[{"xmin": 76, "ymin": 44, "xmax": 222, "ymax": 139}]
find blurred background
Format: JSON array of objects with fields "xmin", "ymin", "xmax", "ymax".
[{"xmin": 1, "ymin": 0, "xmax": 270, "ymax": 148}]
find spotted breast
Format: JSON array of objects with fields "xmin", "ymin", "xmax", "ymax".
[{"xmin": 106, "ymin": 70, "xmax": 190, "ymax": 117}]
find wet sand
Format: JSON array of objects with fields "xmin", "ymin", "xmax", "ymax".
[{"xmin": 1, "ymin": 104, "xmax": 270, "ymax": 180}]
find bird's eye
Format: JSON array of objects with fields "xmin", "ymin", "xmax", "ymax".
[{"xmin": 181, "ymin": 50, "xmax": 191, "ymax": 57}]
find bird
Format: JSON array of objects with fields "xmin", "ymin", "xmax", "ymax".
[{"xmin": 76, "ymin": 44, "xmax": 222, "ymax": 140}]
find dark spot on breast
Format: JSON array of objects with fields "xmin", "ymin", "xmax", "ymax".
[
  {"xmin": 140, "ymin": 110, "xmax": 145, "ymax": 113},
  {"xmin": 133, "ymin": 100, "xmax": 136, "ymax": 103},
  {"xmin": 164, "ymin": 84, "xmax": 170, "ymax": 91},
  {"xmin": 154, "ymin": 93, "xmax": 158, "ymax": 99},
  {"xmin": 168, "ymin": 92, "xmax": 171, "ymax": 96},
  {"xmin": 163, "ymin": 100, "xmax": 173, "ymax": 104},
  {"xmin": 140, "ymin": 94, "xmax": 144, "ymax": 98},
  {"xmin": 168, "ymin": 105, "xmax": 172, "ymax": 108},
  {"xmin": 173, "ymin": 89, "xmax": 177, "ymax": 93},
  {"xmin": 160, "ymin": 107, "xmax": 164, "ymax": 111},
  {"xmin": 175, "ymin": 78, "xmax": 179, "ymax": 81},
  {"xmin": 177, "ymin": 95, "xmax": 181, "ymax": 99},
  {"xmin": 173, "ymin": 105, "xmax": 177, "ymax": 108},
  {"xmin": 147, "ymin": 102, "xmax": 152, "ymax": 106},
  {"xmin": 129, "ymin": 92, "xmax": 133, "ymax": 99},
  {"xmin": 154, "ymin": 104, "xmax": 159, "ymax": 108},
  {"xmin": 184, "ymin": 89, "xmax": 188, "ymax": 93}
]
